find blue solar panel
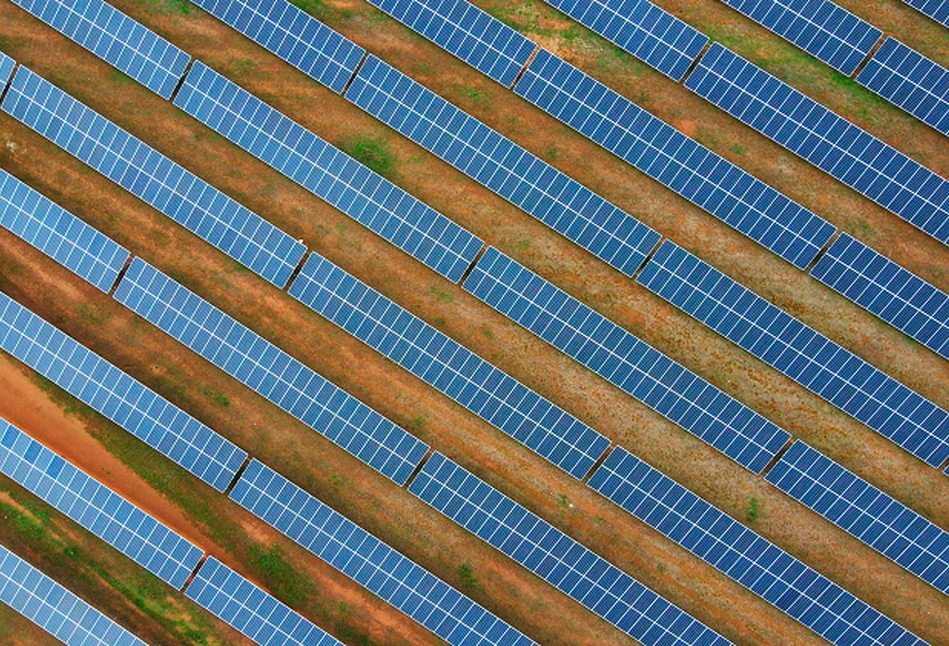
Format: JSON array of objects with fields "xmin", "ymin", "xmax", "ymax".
[
  {"xmin": 686, "ymin": 44, "xmax": 949, "ymax": 248},
  {"xmin": 462, "ymin": 247, "xmax": 791, "ymax": 473},
  {"xmin": 857, "ymin": 38, "xmax": 949, "ymax": 137},
  {"xmin": 174, "ymin": 62, "xmax": 482, "ymax": 283},
  {"xmin": 902, "ymin": 0, "xmax": 949, "ymax": 28},
  {"xmin": 0, "ymin": 67, "xmax": 305, "ymax": 288},
  {"xmin": 0, "ymin": 544, "xmax": 146, "ymax": 646},
  {"xmin": 364, "ymin": 0, "xmax": 536, "ymax": 86},
  {"xmin": 288, "ymin": 253, "xmax": 610, "ymax": 479},
  {"xmin": 589, "ymin": 446, "xmax": 928, "ymax": 646},
  {"xmin": 8, "ymin": 0, "xmax": 190, "ymax": 98},
  {"xmin": 0, "ymin": 291, "xmax": 247, "ymax": 492},
  {"xmin": 638, "ymin": 240, "xmax": 949, "ymax": 467},
  {"xmin": 410, "ymin": 452, "xmax": 732, "ymax": 646},
  {"xmin": 811, "ymin": 233, "xmax": 949, "ymax": 361},
  {"xmin": 186, "ymin": 557, "xmax": 344, "ymax": 646},
  {"xmin": 0, "ymin": 168, "xmax": 129, "ymax": 293},
  {"xmin": 767, "ymin": 440, "xmax": 949, "ymax": 596},
  {"xmin": 230, "ymin": 459, "xmax": 538, "ymax": 646},
  {"xmin": 114, "ymin": 258, "xmax": 429, "ymax": 485},
  {"xmin": 0, "ymin": 52, "xmax": 14, "ymax": 88},
  {"xmin": 346, "ymin": 56, "xmax": 661, "ymax": 277},
  {"xmin": 0, "ymin": 417, "xmax": 203, "ymax": 590},
  {"xmin": 515, "ymin": 50, "xmax": 835, "ymax": 269}
]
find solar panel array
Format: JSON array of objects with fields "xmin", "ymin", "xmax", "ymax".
[
  {"xmin": 637, "ymin": 240, "xmax": 949, "ymax": 467},
  {"xmin": 410, "ymin": 452, "xmax": 733, "ymax": 646},
  {"xmin": 589, "ymin": 446, "xmax": 928, "ymax": 646},
  {"xmin": 856, "ymin": 38, "xmax": 949, "ymax": 137},
  {"xmin": 0, "ymin": 544, "xmax": 146, "ymax": 646},
  {"xmin": 0, "ymin": 168, "xmax": 130, "ymax": 293},
  {"xmin": 0, "ymin": 51, "xmax": 14, "ymax": 88},
  {"xmin": 902, "ymin": 0, "xmax": 949, "ymax": 28},
  {"xmin": 463, "ymin": 247, "xmax": 791, "ymax": 473},
  {"xmin": 515, "ymin": 50, "xmax": 835, "ymax": 269},
  {"xmin": 0, "ymin": 67, "xmax": 305, "ymax": 288},
  {"xmin": 114, "ymin": 258, "xmax": 429, "ymax": 485},
  {"xmin": 230, "ymin": 459, "xmax": 539, "ymax": 646},
  {"xmin": 364, "ymin": 0, "xmax": 536, "ymax": 86},
  {"xmin": 767, "ymin": 441, "xmax": 949, "ymax": 595},
  {"xmin": 0, "ymin": 290, "xmax": 247, "ymax": 491},
  {"xmin": 685, "ymin": 44, "xmax": 949, "ymax": 247},
  {"xmin": 0, "ymin": 417, "xmax": 203, "ymax": 590},
  {"xmin": 174, "ymin": 62, "xmax": 482, "ymax": 283},
  {"xmin": 8, "ymin": 0, "xmax": 190, "ymax": 98},
  {"xmin": 186, "ymin": 557, "xmax": 344, "ymax": 646},
  {"xmin": 811, "ymin": 233, "xmax": 949, "ymax": 361}
]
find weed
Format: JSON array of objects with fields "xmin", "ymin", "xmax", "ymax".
[
  {"xmin": 151, "ymin": 0, "xmax": 192, "ymax": 15},
  {"xmin": 340, "ymin": 136, "xmax": 396, "ymax": 177},
  {"xmin": 561, "ymin": 24, "xmax": 583, "ymax": 41},
  {"xmin": 202, "ymin": 386, "xmax": 230, "ymax": 407},
  {"xmin": 432, "ymin": 316, "xmax": 447, "ymax": 327},
  {"xmin": 247, "ymin": 544, "xmax": 314, "ymax": 605},
  {"xmin": 430, "ymin": 284, "xmax": 454, "ymax": 304},
  {"xmin": 110, "ymin": 69, "xmax": 133, "ymax": 85},
  {"xmin": 544, "ymin": 145, "xmax": 558, "ymax": 160},
  {"xmin": 233, "ymin": 262, "xmax": 249, "ymax": 273},
  {"xmin": 410, "ymin": 416, "xmax": 426, "ymax": 429},
  {"xmin": 457, "ymin": 562, "xmax": 481, "ymax": 591},
  {"xmin": 729, "ymin": 143, "xmax": 746, "ymax": 155},
  {"xmin": 746, "ymin": 497, "xmax": 760, "ymax": 523},
  {"xmin": 79, "ymin": 303, "xmax": 111, "ymax": 324}
]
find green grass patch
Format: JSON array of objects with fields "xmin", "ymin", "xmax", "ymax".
[
  {"xmin": 460, "ymin": 86, "xmax": 490, "ymax": 106},
  {"xmin": 745, "ymin": 497, "xmax": 760, "ymax": 523},
  {"xmin": 429, "ymin": 284, "xmax": 454, "ymax": 304},
  {"xmin": 150, "ymin": 0, "xmax": 193, "ymax": 15},
  {"xmin": 110, "ymin": 69, "xmax": 133, "ymax": 85},
  {"xmin": 457, "ymin": 562, "xmax": 481, "ymax": 591},
  {"xmin": 340, "ymin": 136, "xmax": 396, "ymax": 178},
  {"xmin": 202, "ymin": 386, "xmax": 230, "ymax": 407},
  {"xmin": 247, "ymin": 544, "xmax": 314, "ymax": 606}
]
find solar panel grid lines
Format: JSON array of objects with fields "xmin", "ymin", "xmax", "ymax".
[
  {"xmin": 810, "ymin": 233, "xmax": 949, "ymax": 361},
  {"xmin": 685, "ymin": 43, "xmax": 949, "ymax": 247},
  {"xmin": 114, "ymin": 258, "xmax": 429, "ymax": 485},
  {"xmin": 637, "ymin": 240, "xmax": 949, "ymax": 467},
  {"xmin": 514, "ymin": 49, "xmax": 836, "ymax": 270},
  {"xmin": 0, "ymin": 291, "xmax": 248, "ymax": 492},
  {"xmin": 0, "ymin": 417, "xmax": 204, "ymax": 590},
  {"xmin": 8, "ymin": 0, "xmax": 190, "ymax": 98},
  {"xmin": 0, "ymin": 51, "xmax": 14, "ymax": 88},
  {"xmin": 409, "ymin": 451, "xmax": 734, "ymax": 646},
  {"xmin": 902, "ymin": 0, "xmax": 949, "ymax": 27},
  {"xmin": 462, "ymin": 247, "xmax": 792, "ymax": 473},
  {"xmin": 589, "ymin": 446, "xmax": 930, "ymax": 646},
  {"xmin": 766, "ymin": 441, "xmax": 949, "ymax": 595},
  {"xmin": 0, "ymin": 544, "xmax": 147, "ymax": 646},
  {"xmin": 230, "ymin": 459, "xmax": 539, "ymax": 646},
  {"xmin": 174, "ymin": 61, "xmax": 483, "ymax": 283},
  {"xmin": 0, "ymin": 66, "xmax": 305, "ymax": 288}
]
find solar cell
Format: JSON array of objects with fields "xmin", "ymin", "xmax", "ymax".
[
  {"xmin": 0, "ymin": 290, "xmax": 247, "ymax": 492},
  {"xmin": 685, "ymin": 44, "xmax": 949, "ymax": 247},
  {"xmin": 0, "ymin": 417, "xmax": 203, "ymax": 590},
  {"xmin": 174, "ymin": 61, "xmax": 482, "ymax": 283},
  {"xmin": 0, "ymin": 67, "xmax": 305, "ymax": 288},
  {"xmin": 345, "ymin": 55, "xmax": 661, "ymax": 276},
  {"xmin": 114, "ymin": 258, "xmax": 429, "ymax": 485},
  {"xmin": 515, "ymin": 50, "xmax": 835, "ymax": 269},
  {"xmin": 637, "ymin": 240, "xmax": 949, "ymax": 467},
  {"xmin": 589, "ymin": 446, "xmax": 928, "ymax": 646},
  {"xmin": 0, "ymin": 52, "xmax": 14, "ymax": 88},
  {"xmin": 902, "ymin": 0, "xmax": 949, "ymax": 28},
  {"xmin": 811, "ymin": 233, "xmax": 949, "ymax": 361},
  {"xmin": 0, "ymin": 544, "xmax": 146, "ymax": 646},
  {"xmin": 767, "ymin": 440, "xmax": 949, "ymax": 595},
  {"xmin": 462, "ymin": 247, "xmax": 792, "ymax": 473},
  {"xmin": 8, "ymin": 0, "xmax": 190, "ymax": 98},
  {"xmin": 410, "ymin": 452, "xmax": 733, "ymax": 646},
  {"xmin": 231, "ymin": 459, "xmax": 538, "ymax": 646}
]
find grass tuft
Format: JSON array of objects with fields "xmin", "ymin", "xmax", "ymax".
[{"xmin": 340, "ymin": 136, "xmax": 396, "ymax": 178}]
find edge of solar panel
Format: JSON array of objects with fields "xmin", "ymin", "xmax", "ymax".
[
  {"xmin": 0, "ymin": 544, "xmax": 147, "ymax": 646},
  {"xmin": 903, "ymin": 0, "xmax": 949, "ymax": 28},
  {"xmin": 0, "ymin": 51, "xmax": 14, "ymax": 88},
  {"xmin": 0, "ymin": 168, "xmax": 130, "ymax": 293},
  {"xmin": 0, "ymin": 417, "xmax": 204, "ymax": 590},
  {"xmin": 9, "ymin": 0, "xmax": 190, "ymax": 98}
]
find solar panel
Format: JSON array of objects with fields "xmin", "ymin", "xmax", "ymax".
[
  {"xmin": 767, "ymin": 440, "xmax": 949, "ymax": 596},
  {"xmin": 856, "ymin": 38, "xmax": 949, "ymax": 137},
  {"xmin": 0, "ymin": 544, "xmax": 146, "ymax": 646},
  {"xmin": 174, "ymin": 62, "xmax": 482, "ymax": 283},
  {"xmin": 8, "ymin": 0, "xmax": 190, "ymax": 99},
  {"xmin": 410, "ymin": 452, "xmax": 733, "ymax": 646},
  {"xmin": 230, "ymin": 459, "xmax": 538, "ymax": 646},
  {"xmin": 0, "ymin": 52, "xmax": 14, "ymax": 88},
  {"xmin": 364, "ymin": 0, "xmax": 536, "ymax": 86},
  {"xmin": 0, "ymin": 67, "xmax": 305, "ymax": 288},
  {"xmin": 0, "ymin": 417, "xmax": 203, "ymax": 590},
  {"xmin": 345, "ymin": 56, "xmax": 661, "ymax": 277},
  {"xmin": 637, "ymin": 240, "xmax": 949, "ymax": 467},
  {"xmin": 515, "ymin": 50, "xmax": 835, "ymax": 269},
  {"xmin": 902, "ymin": 0, "xmax": 949, "ymax": 28},
  {"xmin": 685, "ymin": 44, "xmax": 949, "ymax": 248},
  {"xmin": 288, "ymin": 253, "xmax": 610, "ymax": 479},
  {"xmin": 810, "ymin": 233, "xmax": 949, "ymax": 361},
  {"xmin": 591, "ymin": 447, "xmax": 928, "ymax": 646},
  {"xmin": 185, "ymin": 557, "xmax": 344, "ymax": 646},
  {"xmin": 0, "ymin": 290, "xmax": 247, "ymax": 492},
  {"xmin": 114, "ymin": 258, "xmax": 429, "ymax": 485},
  {"xmin": 462, "ymin": 247, "xmax": 791, "ymax": 473}
]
